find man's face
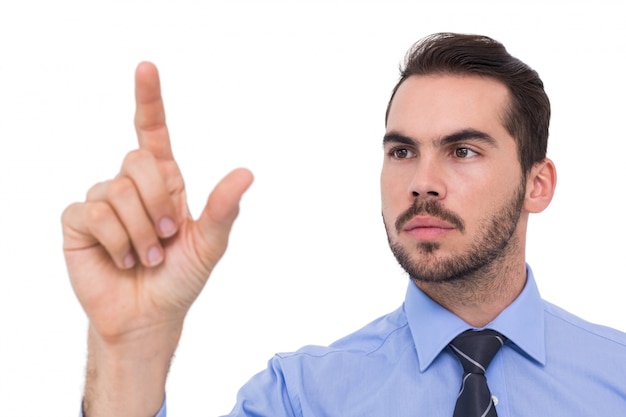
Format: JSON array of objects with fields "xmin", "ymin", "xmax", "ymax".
[{"xmin": 381, "ymin": 75, "xmax": 527, "ymax": 283}]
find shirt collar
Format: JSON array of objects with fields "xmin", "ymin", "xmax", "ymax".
[{"xmin": 404, "ymin": 265, "xmax": 546, "ymax": 372}]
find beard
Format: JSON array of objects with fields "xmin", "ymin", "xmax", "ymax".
[{"xmin": 384, "ymin": 178, "xmax": 526, "ymax": 284}]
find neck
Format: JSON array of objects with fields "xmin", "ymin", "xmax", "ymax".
[{"xmin": 415, "ymin": 255, "xmax": 527, "ymax": 328}]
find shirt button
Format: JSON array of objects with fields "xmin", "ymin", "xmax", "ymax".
[{"xmin": 492, "ymin": 395, "xmax": 499, "ymax": 406}]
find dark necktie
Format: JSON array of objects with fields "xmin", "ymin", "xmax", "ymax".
[{"xmin": 449, "ymin": 330, "xmax": 506, "ymax": 417}]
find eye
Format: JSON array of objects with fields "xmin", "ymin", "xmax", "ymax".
[
  {"xmin": 454, "ymin": 147, "xmax": 478, "ymax": 158},
  {"xmin": 389, "ymin": 147, "xmax": 416, "ymax": 159}
]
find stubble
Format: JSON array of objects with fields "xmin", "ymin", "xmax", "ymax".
[{"xmin": 385, "ymin": 178, "xmax": 526, "ymax": 285}]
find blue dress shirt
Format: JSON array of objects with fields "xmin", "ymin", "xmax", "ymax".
[
  {"xmin": 222, "ymin": 267, "xmax": 626, "ymax": 416},
  {"xmin": 88, "ymin": 266, "xmax": 626, "ymax": 416}
]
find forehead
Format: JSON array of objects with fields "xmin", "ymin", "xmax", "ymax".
[{"xmin": 386, "ymin": 75, "xmax": 512, "ymax": 141}]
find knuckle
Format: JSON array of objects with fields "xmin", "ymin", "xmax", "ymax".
[
  {"xmin": 123, "ymin": 148, "xmax": 152, "ymax": 168},
  {"xmin": 85, "ymin": 201, "xmax": 113, "ymax": 225},
  {"xmin": 86, "ymin": 181, "xmax": 107, "ymax": 201},
  {"xmin": 61, "ymin": 202, "xmax": 80, "ymax": 224},
  {"xmin": 107, "ymin": 176, "xmax": 136, "ymax": 200}
]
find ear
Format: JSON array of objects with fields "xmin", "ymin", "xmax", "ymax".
[{"xmin": 524, "ymin": 158, "xmax": 557, "ymax": 213}]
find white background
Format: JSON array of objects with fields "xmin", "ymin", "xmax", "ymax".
[{"xmin": 1, "ymin": 1, "xmax": 624, "ymax": 415}]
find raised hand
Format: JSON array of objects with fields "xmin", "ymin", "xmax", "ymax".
[{"xmin": 62, "ymin": 62, "xmax": 253, "ymax": 416}]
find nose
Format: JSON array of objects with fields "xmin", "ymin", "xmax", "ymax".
[{"xmin": 409, "ymin": 157, "xmax": 446, "ymax": 199}]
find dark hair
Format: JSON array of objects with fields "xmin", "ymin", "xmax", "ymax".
[{"xmin": 385, "ymin": 33, "xmax": 550, "ymax": 175}]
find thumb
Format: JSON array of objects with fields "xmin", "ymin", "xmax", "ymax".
[{"xmin": 196, "ymin": 168, "xmax": 254, "ymax": 253}]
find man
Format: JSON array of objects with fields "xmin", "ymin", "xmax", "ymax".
[{"xmin": 63, "ymin": 33, "xmax": 626, "ymax": 416}]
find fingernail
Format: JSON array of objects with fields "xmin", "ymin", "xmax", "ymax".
[
  {"xmin": 147, "ymin": 246, "xmax": 163, "ymax": 266},
  {"xmin": 123, "ymin": 253, "xmax": 136, "ymax": 269},
  {"xmin": 159, "ymin": 217, "xmax": 177, "ymax": 237}
]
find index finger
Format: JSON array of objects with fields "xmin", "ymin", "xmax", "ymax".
[{"xmin": 134, "ymin": 61, "xmax": 174, "ymax": 160}]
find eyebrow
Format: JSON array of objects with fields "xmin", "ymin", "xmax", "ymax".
[
  {"xmin": 383, "ymin": 128, "xmax": 498, "ymax": 148},
  {"xmin": 382, "ymin": 132, "xmax": 415, "ymax": 147}
]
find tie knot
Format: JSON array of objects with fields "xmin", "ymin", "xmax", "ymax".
[{"xmin": 450, "ymin": 329, "xmax": 506, "ymax": 374}]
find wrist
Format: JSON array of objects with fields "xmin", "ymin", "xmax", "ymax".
[{"xmin": 83, "ymin": 323, "xmax": 182, "ymax": 417}]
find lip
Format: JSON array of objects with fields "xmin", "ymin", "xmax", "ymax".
[{"xmin": 402, "ymin": 216, "xmax": 456, "ymax": 240}]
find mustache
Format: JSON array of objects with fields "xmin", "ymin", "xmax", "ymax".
[{"xmin": 395, "ymin": 199, "xmax": 465, "ymax": 234}]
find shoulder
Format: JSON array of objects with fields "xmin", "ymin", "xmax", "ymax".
[
  {"xmin": 230, "ymin": 306, "xmax": 418, "ymax": 416},
  {"xmin": 265, "ymin": 305, "xmax": 417, "ymax": 406},
  {"xmin": 276, "ymin": 304, "xmax": 412, "ymax": 362},
  {"xmin": 543, "ymin": 299, "xmax": 626, "ymax": 350},
  {"xmin": 538, "ymin": 300, "xmax": 626, "ymax": 402}
]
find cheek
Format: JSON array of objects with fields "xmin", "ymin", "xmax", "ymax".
[
  {"xmin": 380, "ymin": 176, "xmax": 411, "ymax": 236},
  {"xmin": 380, "ymin": 174, "xmax": 404, "ymax": 210}
]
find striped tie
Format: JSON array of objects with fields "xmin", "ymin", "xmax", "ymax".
[{"xmin": 449, "ymin": 330, "xmax": 506, "ymax": 417}]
